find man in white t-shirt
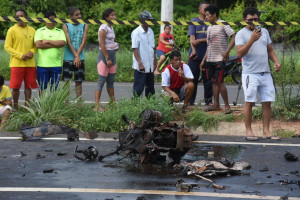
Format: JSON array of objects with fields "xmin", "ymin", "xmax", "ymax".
[
  {"xmin": 200, "ymin": 5, "xmax": 235, "ymax": 114},
  {"xmin": 162, "ymin": 51, "xmax": 194, "ymax": 110},
  {"xmin": 131, "ymin": 10, "xmax": 156, "ymax": 97},
  {"xmin": 235, "ymin": 7, "xmax": 281, "ymax": 141}
]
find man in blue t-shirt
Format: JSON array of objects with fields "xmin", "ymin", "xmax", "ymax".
[
  {"xmin": 187, "ymin": 1, "xmax": 212, "ymax": 106},
  {"xmin": 62, "ymin": 6, "xmax": 89, "ymax": 100},
  {"xmin": 235, "ymin": 7, "xmax": 281, "ymax": 141}
]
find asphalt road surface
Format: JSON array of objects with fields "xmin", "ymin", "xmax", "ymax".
[{"xmin": 0, "ymin": 132, "xmax": 300, "ymax": 200}]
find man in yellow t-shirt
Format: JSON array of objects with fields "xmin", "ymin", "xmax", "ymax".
[
  {"xmin": 34, "ymin": 11, "xmax": 66, "ymax": 91},
  {"xmin": 0, "ymin": 75, "xmax": 12, "ymax": 129},
  {"xmin": 4, "ymin": 9, "xmax": 37, "ymax": 110}
]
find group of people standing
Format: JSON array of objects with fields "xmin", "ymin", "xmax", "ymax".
[{"xmin": 1, "ymin": 3, "xmax": 281, "ymax": 140}]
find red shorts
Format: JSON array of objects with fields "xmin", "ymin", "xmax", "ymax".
[{"xmin": 9, "ymin": 67, "xmax": 38, "ymax": 89}]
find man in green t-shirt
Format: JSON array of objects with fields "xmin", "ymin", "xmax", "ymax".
[{"xmin": 34, "ymin": 11, "xmax": 66, "ymax": 91}]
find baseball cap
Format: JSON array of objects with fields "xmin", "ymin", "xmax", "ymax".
[{"xmin": 138, "ymin": 10, "xmax": 154, "ymax": 20}]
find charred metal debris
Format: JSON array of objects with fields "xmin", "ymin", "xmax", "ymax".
[{"xmin": 75, "ymin": 109, "xmax": 193, "ymax": 164}]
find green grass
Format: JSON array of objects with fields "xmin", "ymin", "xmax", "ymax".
[
  {"xmin": 185, "ymin": 108, "xmax": 235, "ymax": 132},
  {"xmin": 5, "ymin": 83, "xmax": 176, "ymax": 132}
]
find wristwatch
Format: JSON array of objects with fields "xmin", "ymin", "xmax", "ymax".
[{"xmin": 105, "ymin": 57, "xmax": 110, "ymax": 61}]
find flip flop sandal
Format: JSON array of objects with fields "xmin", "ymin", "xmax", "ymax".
[
  {"xmin": 224, "ymin": 108, "xmax": 233, "ymax": 114},
  {"xmin": 265, "ymin": 136, "xmax": 280, "ymax": 140},
  {"xmin": 245, "ymin": 136, "xmax": 258, "ymax": 141},
  {"xmin": 203, "ymin": 106, "xmax": 220, "ymax": 112}
]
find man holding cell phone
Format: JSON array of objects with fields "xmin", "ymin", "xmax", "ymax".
[{"xmin": 235, "ymin": 7, "xmax": 281, "ymax": 141}]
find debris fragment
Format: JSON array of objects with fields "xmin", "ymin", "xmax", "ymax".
[
  {"xmin": 44, "ymin": 150, "xmax": 53, "ymax": 152},
  {"xmin": 57, "ymin": 153, "xmax": 68, "ymax": 156},
  {"xmin": 259, "ymin": 167, "xmax": 269, "ymax": 172},
  {"xmin": 36, "ymin": 153, "xmax": 45, "ymax": 159},
  {"xmin": 279, "ymin": 179, "xmax": 300, "ymax": 185},
  {"xmin": 84, "ymin": 131, "xmax": 98, "ymax": 139},
  {"xmin": 284, "ymin": 151, "xmax": 298, "ymax": 162},
  {"xmin": 241, "ymin": 190, "xmax": 260, "ymax": 194},
  {"xmin": 136, "ymin": 197, "xmax": 146, "ymax": 200},
  {"xmin": 194, "ymin": 174, "xmax": 226, "ymax": 190},
  {"xmin": 175, "ymin": 160, "xmax": 251, "ymax": 177},
  {"xmin": 176, "ymin": 178, "xmax": 193, "ymax": 192},
  {"xmin": 19, "ymin": 121, "xmax": 79, "ymax": 141},
  {"xmin": 280, "ymin": 196, "xmax": 289, "ymax": 200},
  {"xmin": 254, "ymin": 181, "xmax": 273, "ymax": 185},
  {"xmin": 43, "ymin": 169, "xmax": 54, "ymax": 173},
  {"xmin": 74, "ymin": 145, "xmax": 99, "ymax": 161}
]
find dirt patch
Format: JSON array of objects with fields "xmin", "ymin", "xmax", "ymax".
[
  {"xmin": 180, "ymin": 106, "xmax": 300, "ymax": 137},
  {"xmin": 192, "ymin": 120, "xmax": 300, "ymax": 136}
]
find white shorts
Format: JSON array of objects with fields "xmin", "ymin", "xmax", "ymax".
[
  {"xmin": 242, "ymin": 73, "xmax": 275, "ymax": 103},
  {"xmin": 0, "ymin": 105, "xmax": 12, "ymax": 116}
]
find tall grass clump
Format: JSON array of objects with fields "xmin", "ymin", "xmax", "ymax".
[
  {"xmin": 68, "ymin": 93, "xmax": 176, "ymax": 132},
  {"xmin": 272, "ymin": 44, "xmax": 300, "ymax": 120},
  {"xmin": 185, "ymin": 108, "xmax": 234, "ymax": 132},
  {"xmin": 6, "ymin": 82, "xmax": 79, "ymax": 130},
  {"xmin": 6, "ymin": 88, "xmax": 176, "ymax": 132}
]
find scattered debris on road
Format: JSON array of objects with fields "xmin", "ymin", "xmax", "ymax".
[
  {"xmin": 20, "ymin": 121, "xmax": 79, "ymax": 141},
  {"xmin": 74, "ymin": 145, "xmax": 99, "ymax": 161},
  {"xmin": 57, "ymin": 153, "xmax": 68, "ymax": 156},
  {"xmin": 35, "ymin": 153, "xmax": 45, "ymax": 159},
  {"xmin": 84, "ymin": 131, "xmax": 98, "ymax": 139},
  {"xmin": 259, "ymin": 167, "xmax": 269, "ymax": 172},
  {"xmin": 279, "ymin": 179, "xmax": 300, "ymax": 185},
  {"xmin": 43, "ymin": 169, "xmax": 54, "ymax": 173},
  {"xmin": 284, "ymin": 151, "xmax": 298, "ymax": 162},
  {"xmin": 175, "ymin": 159, "xmax": 250, "ymax": 190},
  {"xmin": 176, "ymin": 178, "xmax": 194, "ymax": 192}
]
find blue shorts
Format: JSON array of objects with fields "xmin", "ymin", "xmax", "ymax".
[
  {"xmin": 156, "ymin": 49, "xmax": 166, "ymax": 58},
  {"xmin": 37, "ymin": 67, "xmax": 62, "ymax": 90}
]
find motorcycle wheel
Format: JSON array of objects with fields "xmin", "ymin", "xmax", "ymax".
[{"xmin": 231, "ymin": 63, "xmax": 242, "ymax": 84}]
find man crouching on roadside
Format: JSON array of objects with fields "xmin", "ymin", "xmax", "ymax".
[
  {"xmin": 162, "ymin": 51, "xmax": 194, "ymax": 110},
  {"xmin": 0, "ymin": 75, "xmax": 12, "ymax": 129}
]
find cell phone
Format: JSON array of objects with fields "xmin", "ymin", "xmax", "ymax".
[{"xmin": 255, "ymin": 25, "xmax": 261, "ymax": 32}]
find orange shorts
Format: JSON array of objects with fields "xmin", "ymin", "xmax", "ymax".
[{"xmin": 9, "ymin": 67, "xmax": 38, "ymax": 89}]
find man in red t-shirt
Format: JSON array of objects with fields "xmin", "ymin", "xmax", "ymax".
[{"xmin": 161, "ymin": 51, "xmax": 194, "ymax": 110}]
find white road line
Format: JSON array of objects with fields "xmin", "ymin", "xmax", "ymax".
[
  {"xmin": 193, "ymin": 141, "xmax": 300, "ymax": 147},
  {"xmin": 0, "ymin": 137, "xmax": 116, "ymax": 141},
  {"xmin": 0, "ymin": 137, "xmax": 299, "ymax": 147},
  {"xmin": 1, "ymin": 187, "xmax": 299, "ymax": 199}
]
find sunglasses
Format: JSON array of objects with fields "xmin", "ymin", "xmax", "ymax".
[{"xmin": 245, "ymin": 18, "xmax": 259, "ymax": 22}]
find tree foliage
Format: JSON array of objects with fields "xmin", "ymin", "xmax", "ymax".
[{"xmin": 0, "ymin": 0, "xmax": 298, "ymax": 46}]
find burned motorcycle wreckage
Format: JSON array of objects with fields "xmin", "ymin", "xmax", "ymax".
[{"xmin": 75, "ymin": 109, "xmax": 193, "ymax": 164}]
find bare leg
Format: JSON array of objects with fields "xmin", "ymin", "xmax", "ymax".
[
  {"xmin": 75, "ymin": 81, "xmax": 82, "ymax": 101},
  {"xmin": 183, "ymin": 82, "xmax": 194, "ymax": 109},
  {"xmin": 0, "ymin": 109, "xmax": 11, "ymax": 129},
  {"xmin": 218, "ymin": 83, "xmax": 230, "ymax": 110},
  {"xmin": 12, "ymin": 89, "xmax": 20, "ymax": 110},
  {"xmin": 154, "ymin": 55, "xmax": 166, "ymax": 75},
  {"xmin": 261, "ymin": 102, "xmax": 277, "ymax": 138},
  {"xmin": 244, "ymin": 102, "xmax": 256, "ymax": 137},
  {"xmin": 24, "ymin": 88, "xmax": 31, "ymax": 107},
  {"xmin": 94, "ymin": 90, "xmax": 104, "ymax": 111},
  {"xmin": 211, "ymin": 78, "xmax": 220, "ymax": 110},
  {"xmin": 107, "ymin": 88, "xmax": 115, "ymax": 102}
]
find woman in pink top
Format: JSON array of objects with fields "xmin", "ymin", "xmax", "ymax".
[
  {"xmin": 94, "ymin": 8, "xmax": 119, "ymax": 112},
  {"xmin": 154, "ymin": 25, "xmax": 175, "ymax": 75}
]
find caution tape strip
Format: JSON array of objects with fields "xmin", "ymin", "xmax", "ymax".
[{"xmin": 0, "ymin": 16, "xmax": 299, "ymax": 26}]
